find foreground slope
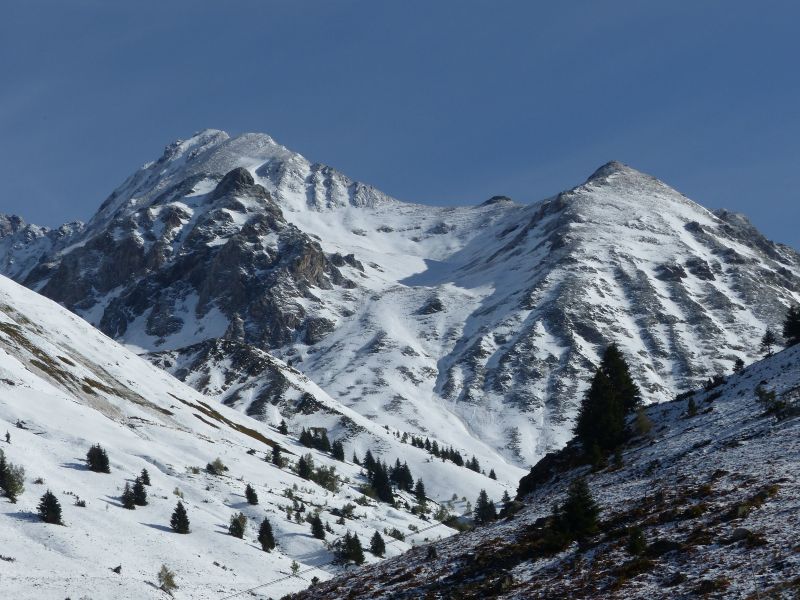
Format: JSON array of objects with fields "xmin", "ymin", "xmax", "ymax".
[
  {"xmin": 291, "ymin": 345, "xmax": 800, "ymax": 599},
  {"xmin": 0, "ymin": 274, "xmax": 514, "ymax": 599},
  {"xmin": 2, "ymin": 131, "xmax": 799, "ymax": 469}
]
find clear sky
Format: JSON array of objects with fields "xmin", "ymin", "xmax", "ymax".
[{"xmin": 1, "ymin": 1, "xmax": 798, "ymax": 247}]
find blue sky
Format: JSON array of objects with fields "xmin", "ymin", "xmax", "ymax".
[{"xmin": 1, "ymin": 1, "xmax": 798, "ymax": 247}]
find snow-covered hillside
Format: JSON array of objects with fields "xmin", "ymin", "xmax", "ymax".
[
  {"xmin": 290, "ymin": 345, "xmax": 800, "ymax": 599},
  {"xmin": 2, "ymin": 130, "xmax": 798, "ymax": 471},
  {"xmin": 0, "ymin": 274, "xmax": 515, "ymax": 599}
]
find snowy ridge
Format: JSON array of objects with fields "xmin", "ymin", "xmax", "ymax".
[
  {"xmin": 0, "ymin": 274, "xmax": 516, "ymax": 599},
  {"xmin": 290, "ymin": 345, "xmax": 800, "ymax": 599},
  {"xmin": 1, "ymin": 131, "xmax": 798, "ymax": 473}
]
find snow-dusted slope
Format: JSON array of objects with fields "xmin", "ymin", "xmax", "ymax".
[
  {"xmin": 2, "ymin": 130, "xmax": 799, "ymax": 472},
  {"xmin": 290, "ymin": 345, "xmax": 800, "ymax": 599},
  {"xmin": 0, "ymin": 274, "xmax": 520, "ymax": 599}
]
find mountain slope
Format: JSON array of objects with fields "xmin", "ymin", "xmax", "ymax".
[
  {"xmin": 289, "ymin": 345, "xmax": 800, "ymax": 599},
  {"xmin": 0, "ymin": 274, "xmax": 519, "ymax": 599},
  {"xmin": 2, "ymin": 131, "xmax": 798, "ymax": 471}
]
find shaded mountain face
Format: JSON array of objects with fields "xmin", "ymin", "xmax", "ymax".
[
  {"xmin": 1, "ymin": 131, "xmax": 798, "ymax": 469},
  {"xmin": 288, "ymin": 345, "xmax": 800, "ymax": 600}
]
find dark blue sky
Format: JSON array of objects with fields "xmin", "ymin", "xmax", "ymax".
[{"xmin": 1, "ymin": 1, "xmax": 798, "ymax": 247}]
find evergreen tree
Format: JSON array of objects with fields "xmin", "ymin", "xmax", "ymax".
[
  {"xmin": 559, "ymin": 477, "xmax": 599, "ymax": 540},
  {"xmin": 258, "ymin": 517, "xmax": 276, "ymax": 551},
  {"xmin": 38, "ymin": 490, "xmax": 63, "ymax": 524},
  {"xmin": 317, "ymin": 431, "xmax": 331, "ymax": 453},
  {"xmin": 245, "ymin": 483, "xmax": 259, "ymax": 505},
  {"xmin": 0, "ymin": 449, "xmax": 24, "ymax": 503},
  {"xmin": 363, "ymin": 450, "xmax": 376, "ymax": 474},
  {"xmin": 783, "ymin": 305, "xmax": 800, "ymax": 347},
  {"xmin": 574, "ymin": 368, "xmax": 625, "ymax": 452},
  {"xmin": 761, "ymin": 329, "xmax": 778, "ymax": 357},
  {"xmin": 121, "ymin": 482, "xmax": 136, "ymax": 509},
  {"xmin": 414, "ymin": 479, "xmax": 427, "ymax": 506},
  {"xmin": 370, "ymin": 530, "xmax": 385, "ymax": 557},
  {"xmin": 271, "ymin": 445, "xmax": 282, "ymax": 467},
  {"xmin": 299, "ymin": 428, "xmax": 313, "ymax": 448},
  {"xmin": 473, "ymin": 489, "xmax": 497, "ymax": 525},
  {"xmin": 371, "ymin": 461, "xmax": 393, "ymax": 504},
  {"xmin": 297, "ymin": 454, "xmax": 313, "ymax": 480},
  {"xmin": 346, "ymin": 532, "xmax": 365, "ymax": 564},
  {"xmin": 600, "ymin": 343, "xmax": 641, "ymax": 413},
  {"xmin": 310, "ymin": 514, "xmax": 325, "ymax": 540},
  {"xmin": 499, "ymin": 489, "xmax": 512, "ymax": 517},
  {"xmin": 352, "ymin": 451, "xmax": 360, "ymax": 465},
  {"xmin": 426, "ymin": 545, "xmax": 438, "ymax": 560},
  {"xmin": 170, "ymin": 501, "xmax": 190, "ymax": 533},
  {"xmin": 732, "ymin": 357, "xmax": 745, "ymax": 373},
  {"xmin": 133, "ymin": 477, "xmax": 148, "ymax": 506},
  {"xmin": 228, "ymin": 512, "xmax": 247, "ymax": 538},
  {"xmin": 627, "ymin": 526, "xmax": 646, "ymax": 556},
  {"xmin": 140, "ymin": 468, "xmax": 151, "ymax": 486},
  {"xmin": 86, "ymin": 444, "xmax": 110, "ymax": 473},
  {"xmin": 331, "ymin": 440, "xmax": 345, "ymax": 462},
  {"xmin": 278, "ymin": 419, "xmax": 288, "ymax": 435},
  {"xmin": 488, "ymin": 469, "xmax": 497, "ymax": 480}
]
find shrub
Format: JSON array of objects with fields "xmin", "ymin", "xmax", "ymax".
[{"xmin": 158, "ymin": 564, "xmax": 178, "ymax": 593}]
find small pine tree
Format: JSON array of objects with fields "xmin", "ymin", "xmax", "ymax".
[
  {"xmin": 158, "ymin": 564, "xmax": 178, "ymax": 594},
  {"xmin": 290, "ymin": 560, "xmax": 300, "ymax": 576},
  {"xmin": 331, "ymin": 440, "xmax": 345, "ymax": 462},
  {"xmin": 297, "ymin": 454, "xmax": 314, "ymax": 479},
  {"xmin": 559, "ymin": 477, "xmax": 599, "ymax": 540},
  {"xmin": 732, "ymin": 357, "xmax": 745, "ymax": 373},
  {"xmin": 426, "ymin": 545, "xmax": 438, "ymax": 560},
  {"xmin": 140, "ymin": 468, "xmax": 151, "ymax": 485},
  {"xmin": 170, "ymin": 501, "xmax": 190, "ymax": 534},
  {"xmin": 228, "ymin": 512, "xmax": 247, "ymax": 538},
  {"xmin": 627, "ymin": 526, "xmax": 646, "ymax": 556},
  {"xmin": 347, "ymin": 532, "xmax": 365, "ymax": 565},
  {"xmin": 0, "ymin": 449, "xmax": 24, "ymax": 503},
  {"xmin": 131, "ymin": 477, "xmax": 147, "ymax": 506},
  {"xmin": 473, "ymin": 489, "xmax": 497, "ymax": 525},
  {"xmin": 784, "ymin": 305, "xmax": 800, "ymax": 347},
  {"xmin": 414, "ymin": 479, "xmax": 427, "ymax": 506},
  {"xmin": 370, "ymin": 530, "xmax": 385, "ymax": 557},
  {"xmin": 245, "ymin": 483, "xmax": 259, "ymax": 505},
  {"xmin": 121, "ymin": 482, "xmax": 136, "ymax": 510},
  {"xmin": 86, "ymin": 444, "xmax": 110, "ymax": 473},
  {"xmin": 278, "ymin": 419, "xmax": 288, "ymax": 435},
  {"xmin": 38, "ymin": 490, "xmax": 63, "ymax": 524},
  {"xmin": 488, "ymin": 469, "xmax": 497, "ymax": 480},
  {"xmin": 271, "ymin": 445, "xmax": 282, "ymax": 467},
  {"xmin": 310, "ymin": 514, "xmax": 325, "ymax": 540},
  {"xmin": 499, "ymin": 489, "xmax": 512, "ymax": 517},
  {"xmin": 761, "ymin": 329, "xmax": 778, "ymax": 357},
  {"xmin": 258, "ymin": 517, "xmax": 276, "ymax": 551}
]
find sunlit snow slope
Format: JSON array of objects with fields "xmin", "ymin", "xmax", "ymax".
[{"xmin": 0, "ymin": 274, "xmax": 518, "ymax": 599}]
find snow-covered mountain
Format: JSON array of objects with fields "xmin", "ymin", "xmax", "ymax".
[
  {"xmin": 2, "ymin": 130, "xmax": 799, "ymax": 471},
  {"xmin": 289, "ymin": 344, "xmax": 800, "ymax": 599},
  {"xmin": 0, "ymin": 274, "xmax": 515, "ymax": 599}
]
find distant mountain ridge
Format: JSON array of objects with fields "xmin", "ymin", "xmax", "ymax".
[{"xmin": 1, "ymin": 129, "xmax": 798, "ymax": 471}]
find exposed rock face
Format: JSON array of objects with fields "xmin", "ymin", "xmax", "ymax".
[
  {"xmin": 23, "ymin": 164, "xmax": 354, "ymax": 350},
  {"xmin": 2, "ymin": 132, "xmax": 799, "ymax": 470}
]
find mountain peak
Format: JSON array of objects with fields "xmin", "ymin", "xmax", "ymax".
[{"xmin": 585, "ymin": 160, "xmax": 638, "ymax": 183}]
